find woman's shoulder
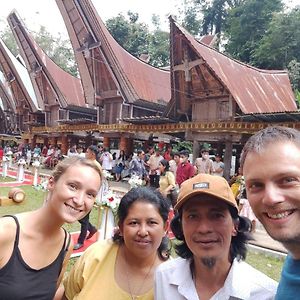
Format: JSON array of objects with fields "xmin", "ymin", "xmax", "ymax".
[
  {"xmin": 81, "ymin": 239, "xmax": 118, "ymax": 261},
  {"xmin": 0, "ymin": 215, "xmax": 19, "ymax": 246}
]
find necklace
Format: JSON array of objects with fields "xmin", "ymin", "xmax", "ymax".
[{"xmin": 123, "ymin": 250, "xmax": 157, "ymax": 300}]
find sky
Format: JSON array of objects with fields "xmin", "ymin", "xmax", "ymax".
[
  {"xmin": 0, "ymin": 0, "xmax": 181, "ymax": 37},
  {"xmin": 0, "ymin": 0, "xmax": 299, "ymax": 37}
]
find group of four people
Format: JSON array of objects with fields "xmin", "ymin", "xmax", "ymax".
[{"xmin": 0, "ymin": 125, "xmax": 300, "ymax": 299}]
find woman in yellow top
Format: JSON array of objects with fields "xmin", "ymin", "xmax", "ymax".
[
  {"xmin": 62, "ymin": 187, "xmax": 171, "ymax": 300},
  {"xmin": 158, "ymin": 159, "xmax": 176, "ymax": 205}
]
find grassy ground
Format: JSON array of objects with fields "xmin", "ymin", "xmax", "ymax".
[
  {"xmin": 0, "ymin": 176, "xmax": 16, "ymax": 183},
  {"xmin": 0, "ymin": 183, "xmax": 284, "ymax": 282},
  {"xmin": 245, "ymin": 251, "xmax": 284, "ymax": 282}
]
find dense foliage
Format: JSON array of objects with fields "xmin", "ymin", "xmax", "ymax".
[{"xmin": 106, "ymin": 12, "xmax": 169, "ymax": 67}]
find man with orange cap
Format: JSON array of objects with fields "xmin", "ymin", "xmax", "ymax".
[{"xmin": 155, "ymin": 174, "xmax": 277, "ymax": 299}]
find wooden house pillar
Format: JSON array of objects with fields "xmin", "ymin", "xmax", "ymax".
[
  {"xmin": 192, "ymin": 139, "xmax": 200, "ymax": 163},
  {"xmin": 49, "ymin": 136, "xmax": 57, "ymax": 146},
  {"xmin": 119, "ymin": 136, "xmax": 127, "ymax": 151},
  {"xmin": 119, "ymin": 136, "xmax": 133, "ymax": 155},
  {"xmin": 85, "ymin": 134, "xmax": 92, "ymax": 147},
  {"xmin": 61, "ymin": 135, "xmax": 68, "ymax": 155},
  {"xmin": 103, "ymin": 137, "xmax": 110, "ymax": 149},
  {"xmin": 223, "ymin": 140, "xmax": 233, "ymax": 181},
  {"xmin": 30, "ymin": 135, "xmax": 37, "ymax": 149},
  {"xmin": 43, "ymin": 137, "xmax": 49, "ymax": 147}
]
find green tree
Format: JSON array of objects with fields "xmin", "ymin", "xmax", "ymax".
[
  {"xmin": 288, "ymin": 59, "xmax": 300, "ymax": 93},
  {"xmin": 148, "ymin": 29, "xmax": 169, "ymax": 67},
  {"xmin": 106, "ymin": 12, "xmax": 169, "ymax": 68},
  {"xmin": 252, "ymin": 8, "xmax": 300, "ymax": 69},
  {"xmin": 177, "ymin": 0, "xmax": 243, "ymax": 36},
  {"xmin": 179, "ymin": 0, "xmax": 202, "ymax": 35},
  {"xmin": 106, "ymin": 12, "xmax": 149, "ymax": 58},
  {"xmin": 224, "ymin": 0, "xmax": 283, "ymax": 64},
  {"xmin": 0, "ymin": 22, "xmax": 18, "ymax": 56}
]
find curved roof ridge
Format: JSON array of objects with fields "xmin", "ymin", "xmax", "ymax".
[
  {"xmin": 170, "ymin": 16, "xmax": 296, "ymax": 114},
  {"xmin": 56, "ymin": 0, "xmax": 170, "ymax": 104},
  {"xmin": 173, "ymin": 18, "xmax": 288, "ymax": 76}
]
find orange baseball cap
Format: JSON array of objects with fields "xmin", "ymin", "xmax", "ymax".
[{"xmin": 174, "ymin": 174, "xmax": 238, "ymax": 213}]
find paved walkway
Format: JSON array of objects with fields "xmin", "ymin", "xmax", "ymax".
[{"xmin": 251, "ymin": 228, "xmax": 287, "ymax": 254}]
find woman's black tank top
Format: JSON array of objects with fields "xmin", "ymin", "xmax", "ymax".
[{"xmin": 0, "ymin": 215, "xmax": 71, "ymax": 300}]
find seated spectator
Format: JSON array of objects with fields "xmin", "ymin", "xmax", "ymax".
[{"xmin": 115, "ymin": 150, "xmax": 126, "ymax": 181}]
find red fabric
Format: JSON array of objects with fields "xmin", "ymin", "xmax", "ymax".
[
  {"xmin": 176, "ymin": 162, "xmax": 195, "ymax": 186},
  {"xmin": 71, "ymin": 232, "xmax": 98, "ymax": 255},
  {"xmin": 0, "ymin": 168, "xmax": 33, "ymax": 186}
]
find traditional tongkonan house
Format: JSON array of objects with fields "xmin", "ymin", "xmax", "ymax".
[
  {"xmin": 7, "ymin": 11, "xmax": 97, "ymax": 153},
  {"xmin": 0, "ymin": 38, "xmax": 43, "ymax": 135},
  {"xmin": 165, "ymin": 16, "xmax": 298, "ymax": 178},
  {"xmin": 55, "ymin": 0, "xmax": 171, "ymax": 152},
  {"xmin": 0, "ymin": 70, "xmax": 17, "ymax": 135}
]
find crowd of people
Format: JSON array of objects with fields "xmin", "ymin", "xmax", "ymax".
[{"xmin": 1, "ymin": 125, "xmax": 300, "ymax": 299}]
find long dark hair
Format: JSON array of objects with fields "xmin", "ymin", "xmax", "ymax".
[
  {"xmin": 160, "ymin": 159, "xmax": 170, "ymax": 175},
  {"xmin": 118, "ymin": 150, "xmax": 126, "ymax": 160},
  {"xmin": 171, "ymin": 207, "xmax": 252, "ymax": 262},
  {"xmin": 113, "ymin": 186, "xmax": 171, "ymax": 260}
]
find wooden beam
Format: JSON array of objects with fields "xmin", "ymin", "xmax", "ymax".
[{"xmin": 28, "ymin": 121, "xmax": 298, "ymax": 135}]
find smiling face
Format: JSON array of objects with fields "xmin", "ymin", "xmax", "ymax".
[
  {"xmin": 243, "ymin": 141, "xmax": 300, "ymax": 252},
  {"xmin": 119, "ymin": 201, "xmax": 167, "ymax": 259},
  {"xmin": 47, "ymin": 164, "xmax": 101, "ymax": 223},
  {"xmin": 181, "ymin": 196, "xmax": 236, "ymax": 265}
]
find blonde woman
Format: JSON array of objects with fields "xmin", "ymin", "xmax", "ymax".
[{"xmin": 0, "ymin": 157, "xmax": 102, "ymax": 299}]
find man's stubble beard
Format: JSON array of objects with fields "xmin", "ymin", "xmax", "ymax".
[{"xmin": 201, "ymin": 257, "xmax": 216, "ymax": 269}]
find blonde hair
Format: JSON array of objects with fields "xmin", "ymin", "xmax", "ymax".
[{"xmin": 51, "ymin": 156, "xmax": 102, "ymax": 182}]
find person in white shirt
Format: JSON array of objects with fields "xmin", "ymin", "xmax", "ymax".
[
  {"xmin": 100, "ymin": 148, "xmax": 113, "ymax": 171},
  {"xmin": 212, "ymin": 154, "xmax": 224, "ymax": 177},
  {"xmin": 67, "ymin": 145, "xmax": 77, "ymax": 157},
  {"xmin": 147, "ymin": 148, "xmax": 164, "ymax": 188},
  {"xmin": 155, "ymin": 174, "xmax": 277, "ymax": 300},
  {"xmin": 194, "ymin": 149, "xmax": 214, "ymax": 174}
]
